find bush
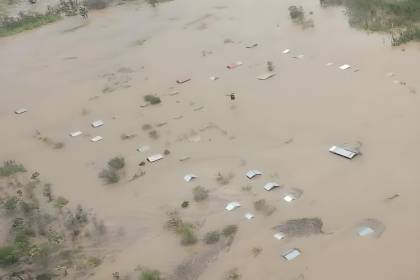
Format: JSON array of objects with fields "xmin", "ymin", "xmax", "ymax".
[
  {"xmin": 222, "ymin": 225, "xmax": 238, "ymax": 237},
  {"xmin": 0, "ymin": 246, "xmax": 19, "ymax": 266},
  {"xmin": 108, "ymin": 157, "xmax": 125, "ymax": 170},
  {"xmin": 99, "ymin": 169, "xmax": 119, "ymax": 183},
  {"xmin": 140, "ymin": 268, "xmax": 162, "ymax": 280},
  {"xmin": 0, "ymin": 161, "xmax": 26, "ymax": 177},
  {"xmin": 148, "ymin": 130, "xmax": 159, "ymax": 139},
  {"xmin": 192, "ymin": 186, "xmax": 209, "ymax": 202},
  {"xmin": 288, "ymin": 5, "xmax": 304, "ymax": 20},
  {"xmin": 203, "ymin": 231, "xmax": 220, "ymax": 244},
  {"xmin": 86, "ymin": 256, "xmax": 102, "ymax": 267},
  {"xmin": 177, "ymin": 222, "xmax": 197, "ymax": 246},
  {"xmin": 144, "ymin": 95, "xmax": 161, "ymax": 105}
]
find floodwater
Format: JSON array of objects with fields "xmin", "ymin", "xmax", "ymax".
[{"xmin": 1, "ymin": 0, "xmax": 420, "ymax": 278}]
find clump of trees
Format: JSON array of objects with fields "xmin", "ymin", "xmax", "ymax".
[
  {"xmin": 0, "ymin": 162, "xmax": 108, "ymax": 279},
  {"xmin": 99, "ymin": 156, "xmax": 126, "ymax": 184}
]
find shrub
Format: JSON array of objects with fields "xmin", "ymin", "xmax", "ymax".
[
  {"xmin": 144, "ymin": 95, "xmax": 161, "ymax": 105},
  {"xmin": 86, "ymin": 256, "xmax": 102, "ymax": 267},
  {"xmin": 222, "ymin": 225, "xmax": 238, "ymax": 237},
  {"xmin": 192, "ymin": 186, "xmax": 209, "ymax": 202},
  {"xmin": 108, "ymin": 157, "xmax": 125, "ymax": 170},
  {"xmin": 203, "ymin": 231, "xmax": 220, "ymax": 244},
  {"xmin": 0, "ymin": 246, "xmax": 19, "ymax": 266},
  {"xmin": 0, "ymin": 161, "xmax": 26, "ymax": 177},
  {"xmin": 142, "ymin": 124, "xmax": 153, "ymax": 130}
]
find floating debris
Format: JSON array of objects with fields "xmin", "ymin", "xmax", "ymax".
[
  {"xmin": 176, "ymin": 78, "xmax": 191, "ymax": 84},
  {"xmin": 209, "ymin": 76, "xmax": 219, "ymax": 81},
  {"xmin": 282, "ymin": 248, "xmax": 301, "ymax": 261},
  {"xmin": 257, "ymin": 72, "xmax": 276, "ymax": 80},
  {"xmin": 70, "ymin": 131, "xmax": 82, "ymax": 137},
  {"xmin": 147, "ymin": 153, "xmax": 164, "ymax": 163},
  {"xmin": 273, "ymin": 232, "xmax": 285, "ymax": 240},
  {"xmin": 227, "ymin": 61, "xmax": 243, "ymax": 69},
  {"xmin": 282, "ymin": 49, "xmax": 290, "ymax": 54},
  {"xmin": 244, "ymin": 213, "xmax": 254, "ymax": 220},
  {"xmin": 246, "ymin": 170, "xmax": 263, "ymax": 179},
  {"xmin": 264, "ymin": 182, "xmax": 281, "ymax": 191},
  {"xmin": 292, "ymin": 54, "xmax": 304, "ymax": 59},
  {"xmin": 15, "ymin": 108, "xmax": 28, "ymax": 114},
  {"xmin": 169, "ymin": 91, "xmax": 180, "ymax": 96},
  {"xmin": 326, "ymin": 62, "xmax": 334, "ymax": 66},
  {"xmin": 339, "ymin": 64, "xmax": 351, "ymax": 70},
  {"xmin": 246, "ymin": 43, "xmax": 258, "ymax": 48},
  {"xmin": 91, "ymin": 120, "xmax": 104, "ymax": 128},
  {"xmin": 225, "ymin": 201, "xmax": 241, "ymax": 211},
  {"xmin": 284, "ymin": 194, "xmax": 296, "ymax": 202},
  {"xmin": 188, "ymin": 135, "xmax": 201, "ymax": 142},
  {"xmin": 179, "ymin": 156, "xmax": 191, "ymax": 162},
  {"xmin": 91, "ymin": 136, "xmax": 103, "ymax": 142},
  {"xmin": 329, "ymin": 146, "xmax": 358, "ymax": 159},
  {"xmin": 184, "ymin": 174, "xmax": 198, "ymax": 182},
  {"xmin": 137, "ymin": 145, "xmax": 150, "ymax": 152},
  {"xmin": 386, "ymin": 72, "xmax": 395, "ymax": 77}
]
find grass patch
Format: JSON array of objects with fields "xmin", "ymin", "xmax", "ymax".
[
  {"xmin": 253, "ymin": 199, "xmax": 276, "ymax": 216},
  {"xmin": 0, "ymin": 246, "xmax": 19, "ymax": 266},
  {"xmin": 84, "ymin": 0, "xmax": 110, "ymax": 9},
  {"xmin": 0, "ymin": 11, "xmax": 61, "ymax": 37},
  {"xmin": 192, "ymin": 186, "xmax": 209, "ymax": 202},
  {"xmin": 321, "ymin": 0, "xmax": 420, "ymax": 45},
  {"xmin": 139, "ymin": 268, "xmax": 162, "ymax": 280},
  {"xmin": 144, "ymin": 95, "xmax": 161, "ymax": 105},
  {"xmin": 0, "ymin": 161, "xmax": 26, "ymax": 177},
  {"xmin": 203, "ymin": 231, "xmax": 220, "ymax": 244},
  {"xmin": 166, "ymin": 212, "xmax": 198, "ymax": 246}
]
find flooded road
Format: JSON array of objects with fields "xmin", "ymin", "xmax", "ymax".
[{"xmin": 1, "ymin": 0, "xmax": 420, "ymax": 278}]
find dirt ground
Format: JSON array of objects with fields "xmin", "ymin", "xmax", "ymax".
[{"xmin": 1, "ymin": 0, "xmax": 420, "ymax": 278}]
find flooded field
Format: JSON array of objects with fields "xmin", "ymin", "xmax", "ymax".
[{"xmin": 1, "ymin": 0, "xmax": 420, "ymax": 279}]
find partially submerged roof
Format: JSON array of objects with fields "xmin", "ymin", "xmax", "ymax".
[
  {"xmin": 70, "ymin": 131, "xmax": 82, "ymax": 137},
  {"xmin": 246, "ymin": 170, "xmax": 263, "ymax": 179},
  {"xmin": 358, "ymin": 226, "xmax": 375, "ymax": 237},
  {"xmin": 264, "ymin": 182, "xmax": 281, "ymax": 191},
  {"xmin": 274, "ymin": 232, "xmax": 285, "ymax": 240},
  {"xmin": 91, "ymin": 120, "xmax": 104, "ymax": 128},
  {"xmin": 15, "ymin": 108, "xmax": 28, "ymax": 114},
  {"xmin": 147, "ymin": 154, "xmax": 164, "ymax": 163},
  {"xmin": 282, "ymin": 248, "xmax": 301, "ymax": 261},
  {"xmin": 329, "ymin": 146, "xmax": 357, "ymax": 159},
  {"xmin": 244, "ymin": 213, "xmax": 254, "ymax": 220},
  {"xmin": 184, "ymin": 174, "xmax": 198, "ymax": 182},
  {"xmin": 225, "ymin": 201, "xmax": 240, "ymax": 211},
  {"xmin": 91, "ymin": 136, "xmax": 103, "ymax": 142},
  {"xmin": 339, "ymin": 64, "xmax": 351, "ymax": 70},
  {"xmin": 257, "ymin": 73, "xmax": 276, "ymax": 80},
  {"xmin": 137, "ymin": 145, "xmax": 150, "ymax": 153}
]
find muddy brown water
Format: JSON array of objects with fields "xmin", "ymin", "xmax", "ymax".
[{"xmin": 1, "ymin": 0, "xmax": 420, "ymax": 279}]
